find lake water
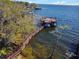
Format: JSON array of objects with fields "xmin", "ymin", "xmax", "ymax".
[{"xmin": 31, "ymin": 4, "xmax": 79, "ymax": 59}]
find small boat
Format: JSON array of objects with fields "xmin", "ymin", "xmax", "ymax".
[
  {"xmin": 35, "ymin": 7, "xmax": 41, "ymax": 10},
  {"xmin": 40, "ymin": 17, "xmax": 57, "ymax": 28}
]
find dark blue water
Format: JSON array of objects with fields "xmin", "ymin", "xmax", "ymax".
[
  {"xmin": 34, "ymin": 4, "xmax": 79, "ymax": 29},
  {"xmin": 31, "ymin": 4, "xmax": 79, "ymax": 59},
  {"xmin": 34, "ymin": 4, "xmax": 79, "ymax": 43}
]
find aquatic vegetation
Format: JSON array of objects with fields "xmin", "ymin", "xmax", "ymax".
[
  {"xmin": 21, "ymin": 37, "xmax": 52, "ymax": 59},
  {"xmin": 22, "ymin": 45, "xmax": 36, "ymax": 59},
  {"xmin": 21, "ymin": 42, "xmax": 52, "ymax": 59},
  {"xmin": 59, "ymin": 25, "xmax": 71, "ymax": 30},
  {"xmin": 32, "ymin": 42, "xmax": 52, "ymax": 59}
]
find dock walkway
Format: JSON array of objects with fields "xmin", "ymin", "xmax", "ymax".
[{"xmin": 7, "ymin": 27, "xmax": 44, "ymax": 59}]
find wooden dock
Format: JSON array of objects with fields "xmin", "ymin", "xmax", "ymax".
[{"xmin": 7, "ymin": 27, "xmax": 44, "ymax": 59}]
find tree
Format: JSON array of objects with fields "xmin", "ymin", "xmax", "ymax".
[{"xmin": 25, "ymin": 2, "xmax": 29, "ymax": 6}]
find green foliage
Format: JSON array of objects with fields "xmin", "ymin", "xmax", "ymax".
[
  {"xmin": 0, "ymin": 0, "xmax": 35, "ymax": 44},
  {"xmin": 25, "ymin": 2, "xmax": 29, "ymax": 6},
  {"xmin": 31, "ymin": 3, "xmax": 37, "ymax": 8},
  {"xmin": 0, "ymin": 48, "xmax": 11, "ymax": 56},
  {"xmin": 0, "ymin": 0, "xmax": 10, "ymax": 2},
  {"xmin": 0, "ymin": 0, "xmax": 35, "ymax": 57}
]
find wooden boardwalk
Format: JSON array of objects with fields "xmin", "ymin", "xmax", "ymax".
[{"xmin": 7, "ymin": 27, "xmax": 44, "ymax": 59}]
